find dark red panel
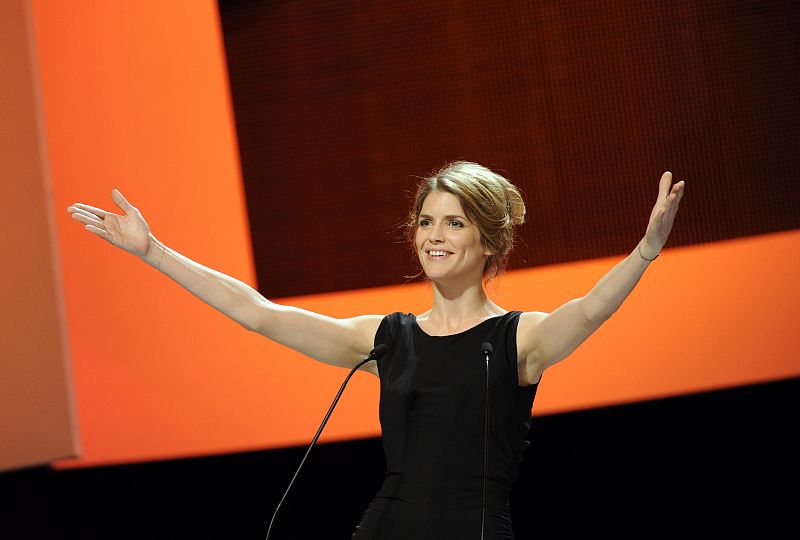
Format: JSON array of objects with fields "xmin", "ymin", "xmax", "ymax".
[{"xmin": 220, "ymin": 0, "xmax": 800, "ymax": 297}]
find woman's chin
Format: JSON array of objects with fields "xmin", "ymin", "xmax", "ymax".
[{"xmin": 424, "ymin": 271, "xmax": 471, "ymax": 287}]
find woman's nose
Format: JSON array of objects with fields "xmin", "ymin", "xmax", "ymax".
[{"xmin": 428, "ymin": 223, "xmax": 445, "ymax": 243}]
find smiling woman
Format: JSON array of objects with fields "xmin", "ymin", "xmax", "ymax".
[
  {"xmin": 351, "ymin": 161, "xmax": 684, "ymax": 538},
  {"xmin": 415, "ymin": 191, "xmax": 491, "ymax": 285},
  {"xmin": 67, "ymin": 159, "xmax": 684, "ymax": 539},
  {"xmin": 408, "ymin": 161, "xmax": 527, "ymax": 281}
]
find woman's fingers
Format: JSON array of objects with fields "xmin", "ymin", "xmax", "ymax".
[
  {"xmin": 66, "ymin": 191, "xmax": 151, "ymax": 257},
  {"xmin": 645, "ymin": 173, "xmax": 685, "ymax": 251},
  {"xmin": 69, "ymin": 202, "xmax": 109, "ymax": 220},
  {"xmin": 668, "ymin": 187, "xmax": 684, "ymax": 221},
  {"xmin": 657, "ymin": 171, "xmax": 673, "ymax": 201},
  {"xmin": 111, "ymin": 189, "xmax": 134, "ymax": 213},
  {"xmin": 667, "ymin": 182, "xmax": 685, "ymax": 212},
  {"xmin": 660, "ymin": 183, "xmax": 684, "ymax": 230},
  {"xmin": 71, "ymin": 208, "xmax": 104, "ymax": 228},
  {"xmin": 656, "ymin": 176, "xmax": 684, "ymax": 216},
  {"xmin": 70, "ymin": 206, "xmax": 103, "ymax": 221},
  {"xmin": 84, "ymin": 223, "xmax": 110, "ymax": 240}
]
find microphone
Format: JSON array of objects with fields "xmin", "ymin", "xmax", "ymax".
[
  {"xmin": 265, "ymin": 344, "xmax": 389, "ymax": 540},
  {"xmin": 480, "ymin": 342, "xmax": 493, "ymax": 540},
  {"xmin": 368, "ymin": 343, "xmax": 389, "ymax": 362}
]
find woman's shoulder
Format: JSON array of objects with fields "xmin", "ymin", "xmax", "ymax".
[
  {"xmin": 516, "ymin": 310, "xmax": 549, "ymax": 336},
  {"xmin": 371, "ymin": 312, "xmax": 415, "ymax": 339}
]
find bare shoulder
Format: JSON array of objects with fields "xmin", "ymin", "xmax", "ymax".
[
  {"xmin": 350, "ymin": 314, "xmax": 386, "ymax": 349},
  {"xmin": 517, "ymin": 311, "xmax": 549, "ymax": 357},
  {"xmin": 350, "ymin": 314, "xmax": 385, "ymax": 377},
  {"xmin": 516, "ymin": 311, "xmax": 549, "ymax": 385}
]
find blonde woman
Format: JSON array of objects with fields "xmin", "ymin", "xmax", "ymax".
[{"xmin": 68, "ymin": 162, "xmax": 684, "ymax": 538}]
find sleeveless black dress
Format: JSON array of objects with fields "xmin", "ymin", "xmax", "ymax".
[{"xmin": 352, "ymin": 311, "xmax": 539, "ymax": 539}]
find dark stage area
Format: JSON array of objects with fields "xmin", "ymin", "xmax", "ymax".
[{"xmin": 3, "ymin": 377, "xmax": 797, "ymax": 539}]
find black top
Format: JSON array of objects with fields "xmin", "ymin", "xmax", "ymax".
[{"xmin": 352, "ymin": 311, "xmax": 539, "ymax": 539}]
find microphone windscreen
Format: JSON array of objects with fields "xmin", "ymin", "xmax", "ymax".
[
  {"xmin": 481, "ymin": 342, "xmax": 493, "ymax": 356},
  {"xmin": 370, "ymin": 344, "xmax": 389, "ymax": 360}
]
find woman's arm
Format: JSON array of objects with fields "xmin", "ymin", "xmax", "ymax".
[
  {"xmin": 517, "ymin": 172, "xmax": 685, "ymax": 382},
  {"xmin": 145, "ymin": 236, "xmax": 382, "ymax": 370},
  {"xmin": 68, "ymin": 190, "xmax": 381, "ymax": 373}
]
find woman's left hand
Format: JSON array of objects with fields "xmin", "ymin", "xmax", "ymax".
[{"xmin": 642, "ymin": 171, "xmax": 685, "ymax": 258}]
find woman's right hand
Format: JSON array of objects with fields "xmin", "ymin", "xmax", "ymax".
[
  {"xmin": 67, "ymin": 190, "xmax": 383, "ymax": 373},
  {"xmin": 67, "ymin": 189, "xmax": 153, "ymax": 259}
]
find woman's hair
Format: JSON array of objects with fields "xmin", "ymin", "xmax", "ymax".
[{"xmin": 407, "ymin": 161, "xmax": 526, "ymax": 279}]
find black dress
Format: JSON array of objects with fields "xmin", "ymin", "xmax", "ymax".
[{"xmin": 352, "ymin": 311, "xmax": 539, "ymax": 539}]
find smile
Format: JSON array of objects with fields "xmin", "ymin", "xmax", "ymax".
[{"xmin": 426, "ymin": 250, "xmax": 451, "ymax": 259}]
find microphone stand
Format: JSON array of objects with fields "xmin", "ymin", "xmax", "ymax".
[
  {"xmin": 480, "ymin": 342, "xmax": 493, "ymax": 540},
  {"xmin": 265, "ymin": 344, "xmax": 388, "ymax": 540}
]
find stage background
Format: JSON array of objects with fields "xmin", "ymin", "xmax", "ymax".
[
  {"xmin": 0, "ymin": 0, "xmax": 78, "ymax": 472},
  {"xmin": 2, "ymin": 0, "xmax": 799, "ymax": 537}
]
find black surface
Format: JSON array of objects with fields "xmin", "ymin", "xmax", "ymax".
[{"xmin": 3, "ymin": 377, "xmax": 797, "ymax": 539}]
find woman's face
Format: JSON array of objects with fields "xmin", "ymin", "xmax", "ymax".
[{"xmin": 415, "ymin": 191, "xmax": 491, "ymax": 284}]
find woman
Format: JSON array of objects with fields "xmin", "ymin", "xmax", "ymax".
[{"xmin": 67, "ymin": 161, "xmax": 685, "ymax": 538}]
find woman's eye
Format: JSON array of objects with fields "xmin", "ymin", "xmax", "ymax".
[
  {"xmin": 419, "ymin": 219, "xmax": 431, "ymax": 227},
  {"xmin": 449, "ymin": 220, "xmax": 464, "ymax": 228}
]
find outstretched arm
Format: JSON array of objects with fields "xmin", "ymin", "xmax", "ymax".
[
  {"xmin": 580, "ymin": 170, "xmax": 685, "ymax": 321},
  {"xmin": 67, "ymin": 190, "xmax": 381, "ymax": 373},
  {"xmin": 518, "ymin": 172, "xmax": 685, "ymax": 378}
]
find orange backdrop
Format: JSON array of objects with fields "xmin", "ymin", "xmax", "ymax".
[
  {"xmin": 27, "ymin": 0, "xmax": 800, "ymax": 468},
  {"xmin": 0, "ymin": 0, "xmax": 78, "ymax": 473}
]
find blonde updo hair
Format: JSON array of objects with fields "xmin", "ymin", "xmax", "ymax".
[{"xmin": 408, "ymin": 161, "xmax": 526, "ymax": 279}]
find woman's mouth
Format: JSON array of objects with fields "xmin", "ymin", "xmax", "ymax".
[{"xmin": 427, "ymin": 250, "xmax": 451, "ymax": 260}]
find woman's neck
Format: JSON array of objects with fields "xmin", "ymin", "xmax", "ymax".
[{"xmin": 421, "ymin": 279, "xmax": 505, "ymax": 331}]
